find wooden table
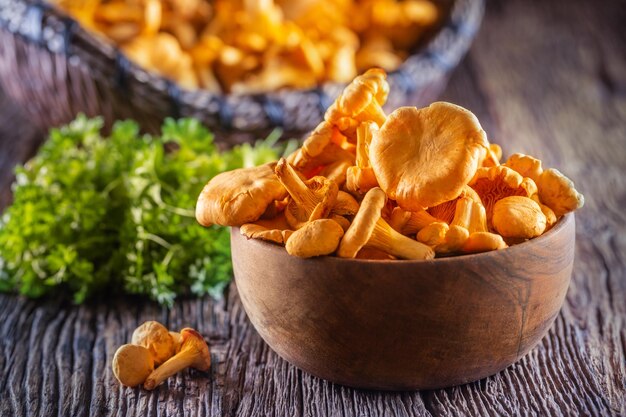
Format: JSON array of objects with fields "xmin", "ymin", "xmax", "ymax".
[{"xmin": 1, "ymin": 0, "xmax": 625, "ymax": 415}]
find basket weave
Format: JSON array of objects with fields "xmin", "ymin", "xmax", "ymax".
[{"xmin": 0, "ymin": 0, "xmax": 483, "ymax": 145}]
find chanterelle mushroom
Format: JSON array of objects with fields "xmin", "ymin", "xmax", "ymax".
[
  {"xmin": 274, "ymin": 158, "xmax": 338, "ymax": 229},
  {"xmin": 503, "ymin": 153, "xmax": 543, "ymax": 183},
  {"xmin": 112, "ymin": 344, "xmax": 154, "ymax": 388},
  {"xmin": 492, "ymin": 196, "xmax": 547, "ymax": 239},
  {"xmin": 537, "ymin": 168, "xmax": 584, "ymax": 216},
  {"xmin": 337, "ymin": 188, "xmax": 434, "ymax": 260},
  {"xmin": 240, "ymin": 213, "xmax": 294, "ymax": 244},
  {"xmin": 196, "ymin": 162, "xmax": 287, "ymax": 226},
  {"xmin": 290, "ymin": 121, "xmax": 355, "ymax": 174},
  {"xmin": 325, "ymin": 68, "xmax": 389, "ymax": 128},
  {"xmin": 144, "ymin": 328, "xmax": 211, "ymax": 390},
  {"xmin": 388, "ymin": 207, "xmax": 439, "ymax": 235},
  {"xmin": 286, "ymin": 219, "xmax": 345, "ymax": 258},
  {"xmin": 469, "ymin": 165, "xmax": 538, "ymax": 225},
  {"xmin": 370, "ymin": 102, "xmax": 489, "ymax": 211},
  {"xmin": 131, "ymin": 321, "xmax": 177, "ymax": 366},
  {"xmin": 427, "ymin": 185, "xmax": 481, "ymax": 224},
  {"xmin": 345, "ymin": 122, "xmax": 379, "ymax": 195}
]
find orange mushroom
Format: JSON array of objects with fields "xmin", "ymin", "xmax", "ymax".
[
  {"xmin": 537, "ymin": 168, "xmax": 584, "ymax": 216},
  {"xmin": 289, "ymin": 121, "xmax": 355, "ymax": 174},
  {"xmin": 325, "ymin": 68, "xmax": 390, "ymax": 128},
  {"xmin": 370, "ymin": 103, "xmax": 489, "ymax": 211},
  {"xmin": 240, "ymin": 213, "xmax": 294, "ymax": 244},
  {"xmin": 492, "ymin": 196, "xmax": 547, "ymax": 240},
  {"xmin": 345, "ymin": 121, "xmax": 380, "ymax": 195},
  {"xmin": 285, "ymin": 219, "xmax": 345, "ymax": 258},
  {"xmin": 196, "ymin": 162, "xmax": 287, "ymax": 227},
  {"xmin": 427, "ymin": 185, "xmax": 482, "ymax": 224},
  {"xmin": 469, "ymin": 165, "xmax": 538, "ymax": 225},
  {"xmin": 337, "ymin": 188, "xmax": 434, "ymax": 260},
  {"xmin": 503, "ymin": 153, "xmax": 543, "ymax": 183},
  {"xmin": 274, "ymin": 158, "xmax": 338, "ymax": 229},
  {"xmin": 388, "ymin": 207, "xmax": 439, "ymax": 235}
]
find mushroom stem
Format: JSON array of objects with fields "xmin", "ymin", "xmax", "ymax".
[
  {"xmin": 144, "ymin": 328, "xmax": 211, "ymax": 390},
  {"xmin": 362, "ymin": 102, "xmax": 387, "ymax": 126},
  {"xmin": 368, "ymin": 219, "xmax": 434, "ymax": 260},
  {"xmin": 275, "ymin": 158, "xmax": 318, "ymax": 209}
]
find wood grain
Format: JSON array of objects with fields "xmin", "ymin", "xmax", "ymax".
[
  {"xmin": 1, "ymin": 0, "xmax": 625, "ymax": 415},
  {"xmin": 231, "ymin": 216, "xmax": 575, "ymax": 390}
]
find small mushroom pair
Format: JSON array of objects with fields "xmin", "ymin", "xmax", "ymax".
[{"xmin": 112, "ymin": 321, "xmax": 210, "ymax": 390}]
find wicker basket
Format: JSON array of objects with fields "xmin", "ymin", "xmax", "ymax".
[{"xmin": 0, "ymin": 0, "xmax": 484, "ymax": 145}]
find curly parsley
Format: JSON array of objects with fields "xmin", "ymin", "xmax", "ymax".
[{"xmin": 0, "ymin": 115, "xmax": 292, "ymax": 306}]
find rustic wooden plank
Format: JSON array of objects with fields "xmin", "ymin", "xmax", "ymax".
[{"xmin": 0, "ymin": 0, "xmax": 625, "ymax": 416}]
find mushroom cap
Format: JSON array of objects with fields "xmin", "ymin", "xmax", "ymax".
[
  {"xmin": 292, "ymin": 121, "xmax": 355, "ymax": 172},
  {"xmin": 370, "ymin": 103, "xmax": 489, "ymax": 210},
  {"xmin": 331, "ymin": 191, "xmax": 360, "ymax": 216},
  {"xmin": 112, "ymin": 344, "xmax": 154, "ymax": 387},
  {"xmin": 435, "ymin": 225, "xmax": 470, "ymax": 254},
  {"xmin": 285, "ymin": 219, "xmax": 345, "ymax": 258},
  {"xmin": 196, "ymin": 162, "xmax": 287, "ymax": 227},
  {"xmin": 503, "ymin": 153, "xmax": 543, "ymax": 183},
  {"xmin": 131, "ymin": 321, "xmax": 176, "ymax": 366},
  {"xmin": 537, "ymin": 168, "xmax": 584, "ymax": 216},
  {"xmin": 492, "ymin": 196, "xmax": 547, "ymax": 239},
  {"xmin": 240, "ymin": 213, "xmax": 294, "ymax": 244},
  {"xmin": 337, "ymin": 187, "xmax": 387, "ymax": 258},
  {"xmin": 325, "ymin": 68, "xmax": 389, "ymax": 126},
  {"xmin": 469, "ymin": 165, "xmax": 538, "ymax": 223},
  {"xmin": 462, "ymin": 232, "xmax": 508, "ymax": 253},
  {"xmin": 416, "ymin": 221, "xmax": 449, "ymax": 246},
  {"xmin": 180, "ymin": 328, "xmax": 211, "ymax": 371}
]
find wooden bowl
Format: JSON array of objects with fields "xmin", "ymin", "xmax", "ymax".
[{"xmin": 231, "ymin": 214, "xmax": 575, "ymax": 390}]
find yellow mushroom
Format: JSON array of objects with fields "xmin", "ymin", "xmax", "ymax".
[
  {"xmin": 451, "ymin": 197, "xmax": 507, "ymax": 253},
  {"xmin": 144, "ymin": 328, "xmax": 211, "ymax": 390},
  {"xmin": 388, "ymin": 207, "xmax": 439, "ymax": 235},
  {"xmin": 492, "ymin": 196, "xmax": 547, "ymax": 239},
  {"xmin": 423, "ymin": 197, "xmax": 506, "ymax": 254},
  {"xmin": 503, "ymin": 153, "xmax": 543, "ymax": 183},
  {"xmin": 537, "ymin": 168, "xmax": 584, "ymax": 216},
  {"xmin": 240, "ymin": 213, "xmax": 294, "ymax": 244},
  {"xmin": 112, "ymin": 344, "xmax": 154, "ymax": 388},
  {"xmin": 337, "ymin": 188, "xmax": 434, "ymax": 260},
  {"xmin": 169, "ymin": 331, "xmax": 183, "ymax": 354},
  {"xmin": 285, "ymin": 219, "xmax": 345, "ymax": 258},
  {"xmin": 427, "ymin": 185, "xmax": 482, "ymax": 224},
  {"xmin": 416, "ymin": 222, "xmax": 449, "ymax": 247},
  {"xmin": 274, "ymin": 158, "xmax": 338, "ymax": 229},
  {"xmin": 331, "ymin": 191, "xmax": 360, "ymax": 217},
  {"xmin": 370, "ymin": 102, "xmax": 489, "ymax": 211},
  {"xmin": 346, "ymin": 121, "xmax": 379, "ymax": 195},
  {"xmin": 469, "ymin": 165, "xmax": 538, "ymax": 226},
  {"xmin": 325, "ymin": 68, "xmax": 389, "ymax": 128},
  {"xmin": 196, "ymin": 162, "xmax": 287, "ymax": 227},
  {"xmin": 290, "ymin": 121, "xmax": 355, "ymax": 174},
  {"xmin": 131, "ymin": 321, "xmax": 177, "ymax": 366},
  {"xmin": 531, "ymin": 194, "xmax": 557, "ymax": 229}
]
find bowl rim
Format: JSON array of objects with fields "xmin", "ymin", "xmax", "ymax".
[{"xmin": 232, "ymin": 212, "xmax": 574, "ymax": 264}]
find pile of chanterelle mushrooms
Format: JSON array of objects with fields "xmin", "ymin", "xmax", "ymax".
[{"xmin": 196, "ymin": 69, "xmax": 584, "ymax": 260}]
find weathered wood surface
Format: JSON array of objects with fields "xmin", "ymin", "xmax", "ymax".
[{"xmin": 1, "ymin": 0, "xmax": 625, "ymax": 415}]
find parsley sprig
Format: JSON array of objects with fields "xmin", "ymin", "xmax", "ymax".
[{"xmin": 0, "ymin": 115, "xmax": 291, "ymax": 306}]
